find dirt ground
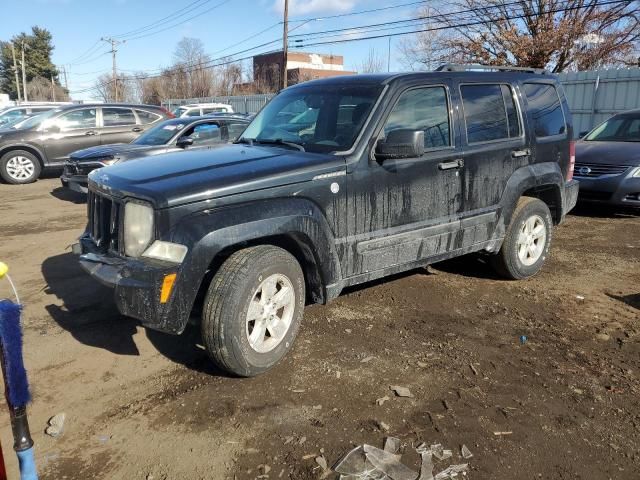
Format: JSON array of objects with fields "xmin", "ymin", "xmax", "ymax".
[{"xmin": 0, "ymin": 177, "xmax": 638, "ymax": 480}]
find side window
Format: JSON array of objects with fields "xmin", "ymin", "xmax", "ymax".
[
  {"xmin": 185, "ymin": 122, "xmax": 222, "ymax": 145},
  {"xmin": 186, "ymin": 109, "xmax": 201, "ymax": 117},
  {"xmin": 55, "ymin": 109, "xmax": 97, "ymax": 130},
  {"xmin": 384, "ymin": 87, "xmax": 451, "ymax": 149},
  {"xmin": 227, "ymin": 122, "xmax": 248, "ymax": 141},
  {"xmin": 461, "ymin": 84, "xmax": 521, "ymax": 143},
  {"xmin": 523, "ymin": 83, "xmax": 566, "ymax": 137},
  {"xmin": 135, "ymin": 109, "xmax": 162, "ymax": 125},
  {"xmin": 202, "ymin": 107, "xmax": 226, "ymax": 114},
  {"xmin": 102, "ymin": 108, "xmax": 136, "ymax": 127}
]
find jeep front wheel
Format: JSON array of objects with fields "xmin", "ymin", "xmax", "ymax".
[
  {"xmin": 0, "ymin": 150, "xmax": 41, "ymax": 184},
  {"xmin": 201, "ymin": 245, "xmax": 305, "ymax": 377},
  {"xmin": 490, "ymin": 197, "xmax": 553, "ymax": 280}
]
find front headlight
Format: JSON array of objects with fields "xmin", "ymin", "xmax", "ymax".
[
  {"xmin": 142, "ymin": 241, "xmax": 188, "ymax": 263},
  {"xmin": 124, "ymin": 201, "xmax": 154, "ymax": 257},
  {"xmin": 632, "ymin": 167, "xmax": 640, "ymax": 178}
]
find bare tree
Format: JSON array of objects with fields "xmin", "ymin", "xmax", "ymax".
[
  {"xmin": 94, "ymin": 72, "xmax": 133, "ymax": 102},
  {"xmin": 402, "ymin": 0, "xmax": 640, "ymax": 72},
  {"xmin": 173, "ymin": 37, "xmax": 213, "ymax": 98},
  {"xmin": 358, "ymin": 48, "xmax": 386, "ymax": 73}
]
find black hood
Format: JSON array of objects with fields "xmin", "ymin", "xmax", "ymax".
[
  {"xmin": 70, "ymin": 143, "xmax": 158, "ymax": 162},
  {"xmin": 88, "ymin": 144, "xmax": 343, "ymax": 208},
  {"xmin": 576, "ymin": 140, "xmax": 640, "ymax": 166}
]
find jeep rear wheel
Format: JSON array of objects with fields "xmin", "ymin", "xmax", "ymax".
[
  {"xmin": 0, "ymin": 150, "xmax": 41, "ymax": 184},
  {"xmin": 202, "ymin": 245, "xmax": 305, "ymax": 377},
  {"xmin": 490, "ymin": 197, "xmax": 553, "ymax": 280}
]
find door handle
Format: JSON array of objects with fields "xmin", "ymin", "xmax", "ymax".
[
  {"xmin": 438, "ymin": 159, "xmax": 464, "ymax": 170},
  {"xmin": 511, "ymin": 149, "xmax": 530, "ymax": 158},
  {"xmin": 85, "ymin": 130, "xmax": 97, "ymax": 136},
  {"xmin": 132, "ymin": 127, "xmax": 143, "ymax": 132}
]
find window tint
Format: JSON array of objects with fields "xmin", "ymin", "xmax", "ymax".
[
  {"xmin": 523, "ymin": 83, "xmax": 565, "ymax": 137},
  {"xmin": 135, "ymin": 109, "xmax": 161, "ymax": 124},
  {"xmin": 384, "ymin": 87, "xmax": 451, "ymax": 149},
  {"xmin": 102, "ymin": 108, "xmax": 136, "ymax": 127},
  {"xmin": 185, "ymin": 122, "xmax": 222, "ymax": 145},
  {"xmin": 461, "ymin": 84, "xmax": 522, "ymax": 143},
  {"xmin": 55, "ymin": 108, "xmax": 97, "ymax": 130}
]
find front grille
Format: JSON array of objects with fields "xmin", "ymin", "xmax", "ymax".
[
  {"xmin": 66, "ymin": 161, "xmax": 102, "ymax": 176},
  {"xmin": 580, "ymin": 190, "xmax": 613, "ymax": 201},
  {"xmin": 574, "ymin": 162, "xmax": 631, "ymax": 178},
  {"xmin": 87, "ymin": 190, "xmax": 122, "ymax": 253}
]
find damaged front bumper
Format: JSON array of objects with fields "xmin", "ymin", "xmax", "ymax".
[{"xmin": 75, "ymin": 234, "xmax": 191, "ymax": 334}]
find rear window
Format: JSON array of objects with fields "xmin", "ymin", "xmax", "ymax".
[
  {"xmin": 461, "ymin": 84, "xmax": 521, "ymax": 144},
  {"xmin": 103, "ymin": 107, "xmax": 136, "ymax": 127},
  {"xmin": 523, "ymin": 83, "xmax": 566, "ymax": 137},
  {"xmin": 135, "ymin": 109, "xmax": 162, "ymax": 124}
]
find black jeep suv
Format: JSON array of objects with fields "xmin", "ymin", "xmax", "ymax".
[{"xmin": 76, "ymin": 65, "xmax": 579, "ymax": 377}]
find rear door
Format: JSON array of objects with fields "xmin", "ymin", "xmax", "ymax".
[
  {"xmin": 99, "ymin": 107, "xmax": 141, "ymax": 145},
  {"xmin": 456, "ymin": 82, "xmax": 527, "ymax": 229},
  {"xmin": 41, "ymin": 107, "xmax": 100, "ymax": 164}
]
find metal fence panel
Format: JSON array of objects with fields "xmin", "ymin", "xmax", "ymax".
[
  {"xmin": 558, "ymin": 68, "xmax": 640, "ymax": 136},
  {"xmin": 162, "ymin": 94, "xmax": 275, "ymax": 114}
]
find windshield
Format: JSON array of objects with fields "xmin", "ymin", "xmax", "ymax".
[
  {"xmin": 16, "ymin": 108, "xmax": 64, "ymax": 130},
  {"xmin": 585, "ymin": 114, "xmax": 640, "ymax": 142},
  {"xmin": 172, "ymin": 107, "xmax": 188, "ymax": 117},
  {"xmin": 240, "ymin": 84, "xmax": 383, "ymax": 153},
  {"xmin": 132, "ymin": 120, "xmax": 186, "ymax": 145}
]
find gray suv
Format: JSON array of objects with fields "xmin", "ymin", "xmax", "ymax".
[{"xmin": 0, "ymin": 103, "xmax": 171, "ymax": 184}]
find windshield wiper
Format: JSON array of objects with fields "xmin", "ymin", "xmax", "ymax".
[
  {"xmin": 234, "ymin": 137, "xmax": 254, "ymax": 146},
  {"xmin": 254, "ymin": 138, "xmax": 305, "ymax": 152}
]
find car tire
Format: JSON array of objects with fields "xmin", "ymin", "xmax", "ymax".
[
  {"xmin": 490, "ymin": 197, "xmax": 553, "ymax": 280},
  {"xmin": 201, "ymin": 245, "xmax": 306, "ymax": 377},
  {"xmin": 0, "ymin": 150, "xmax": 41, "ymax": 184}
]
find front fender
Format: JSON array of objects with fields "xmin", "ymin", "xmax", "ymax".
[
  {"xmin": 0, "ymin": 143, "xmax": 48, "ymax": 165},
  {"xmin": 166, "ymin": 198, "xmax": 341, "ymax": 331}
]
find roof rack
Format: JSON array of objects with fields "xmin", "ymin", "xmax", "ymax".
[{"xmin": 435, "ymin": 63, "xmax": 548, "ymax": 74}]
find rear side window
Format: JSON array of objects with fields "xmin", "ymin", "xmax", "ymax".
[
  {"xmin": 102, "ymin": 107, "xmax": 136, "ymax": 127},
  {"xmin": 384, "ymin": 87, "xmax": 451, "ymax": 149},
  {"xmin": 135, "ymin": 109, "xmax": 162, "ymax": 124},
  {"xmin": 523, "ymin": 83, "xmax": 566, "ymax": 137},
  {"xmin": 186, "ymin": 109, "xmax": 201, "ymax": 117},
  {"xmin": 461, "ymin": 84, "xmax": 521, "ymax": 143}
]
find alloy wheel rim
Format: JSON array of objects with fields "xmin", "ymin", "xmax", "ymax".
[
  {"xmin": 6, "ymin": 156, "xmax": 35, "ymax": 181},
  {"xmin": 245, "ymin": 273, "xmax": 295, "ymax": 353},
  {"xmin": 517, "ymin": 214, "xmax": 546, "ymax": 266}
]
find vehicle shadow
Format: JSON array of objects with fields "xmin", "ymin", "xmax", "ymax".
[
  {"xmin": 41, "ymin": 252, "xmax": 229, "ymax": 376},
  {"xmin": 570, "ymin": 202, "xmax": 639, "ymax": 218},
  {"xmin": 607, "ymin": 293, "xmax": 640, "ymax": 310},
  {"xmin": 50, "ymin": 186, "xmax": 86, "ymax": 204}
]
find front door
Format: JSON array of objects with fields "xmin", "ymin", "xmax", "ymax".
[
  {"xmin": 99, "ymin": 107, "xmax": 141, "ymax": 145},
  {"xmin": 455, "ymin": 82, "xmax": 528, "ymax": 246},
  {"xmin": 344, "ymin": 83, "xmax": 465, "ymax": 277},
  {"xmin": 42, "ymin": 107, "xmax": 100, "ymax": 164}
]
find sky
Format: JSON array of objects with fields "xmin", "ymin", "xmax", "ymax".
[{"xmin": 1, "ymin": 0, "xmax": 424, "ymax": 101}]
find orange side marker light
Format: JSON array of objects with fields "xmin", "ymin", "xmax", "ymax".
[{"xmin": 160, "ymin": 273, "xmax": 177, "ymax": 304}]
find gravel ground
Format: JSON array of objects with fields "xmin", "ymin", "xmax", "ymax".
[{"xmin": 0, "ymin": 178, "xmax": 638, "ymax": 480}]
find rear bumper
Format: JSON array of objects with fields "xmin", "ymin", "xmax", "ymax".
[
  {"xmin": 575, "ymin": 169, "xmax": 640, "ymax": 207},
  {"xmin": 76, "ymin": 235, "xmax": 190, "ymax": 334}
]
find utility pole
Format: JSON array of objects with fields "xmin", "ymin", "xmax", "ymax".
[
  {"xmin": 51, "ymin": 75, "xmax": 56, "ymax": 101},
  {"xmin": 11, "ymin": 43, "xmax": 22, "ymax": 103},
  {"xmin": 387, "ymin": 37, "xmax": 391, "ymax": 72},
  {"xmin": 62, "ymin": 65, "xmax": 69, "ymax": 91},
  {"xmin": 281, "ymin": 0, "xmax": 289, "ymax": 90},
  {"xmin": 21, "ymin": 42, "xmax": 28, "ymax": 102},
  {"xmin": 101, "ymin": 37, "xmax": 125, "ymax": 102}
]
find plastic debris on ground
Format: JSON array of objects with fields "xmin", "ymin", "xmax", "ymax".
[{"xmin": 333, "ymin": 437, "xmax": 471, "ymax": 480}]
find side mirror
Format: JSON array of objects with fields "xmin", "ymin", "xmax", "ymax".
[
  {"xmin": 579, "ymin": 130, "xmax": 589, "ymax": 139},
  {"xmin": 375, "ymin": 129, "xmax": 425, "ymax": 160},
  {"xmin": 176, "ymin": 137, "xmax": 194, "ymax": 149}
]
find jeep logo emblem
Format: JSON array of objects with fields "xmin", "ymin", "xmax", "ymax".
[{"xmin": 578, "ymin": 166, "xmax": 591, "ymax": 176}]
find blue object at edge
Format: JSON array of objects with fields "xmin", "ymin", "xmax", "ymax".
[
  {"xmin": 0, "ymin": 300, "xmax": 31, "ymax": 408},
  {"xmin": 16, "ymin": 447, "xmax": 38, "ymax": 480}
]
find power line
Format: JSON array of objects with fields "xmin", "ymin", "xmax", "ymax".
[{"xmin": 289, "ymin": 0, "xmax": 431, "ymax": 22}]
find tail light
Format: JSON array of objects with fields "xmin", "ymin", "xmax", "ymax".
[
  {"xmin": 160, "ymin": 107, "xmax": 175, "ymax": 118},
  {"xmin": 567, "ymin": 140, "xmax": 576, "ymax": 181}
]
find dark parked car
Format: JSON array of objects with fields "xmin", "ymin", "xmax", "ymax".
[
  {"xmin": 76, "ymin": 65, "xmax": 578, "ymax": 377},
  {"xmin": 61, "ymin": 115, "xmax": 249, "ymax": 193},
  {"xmin": 0, "ymin": 103, "xmax": 172, "ymax": 184},
  {"xmin": 575, "ymin": 109, "xmax": 640, "ymax": 207}
]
